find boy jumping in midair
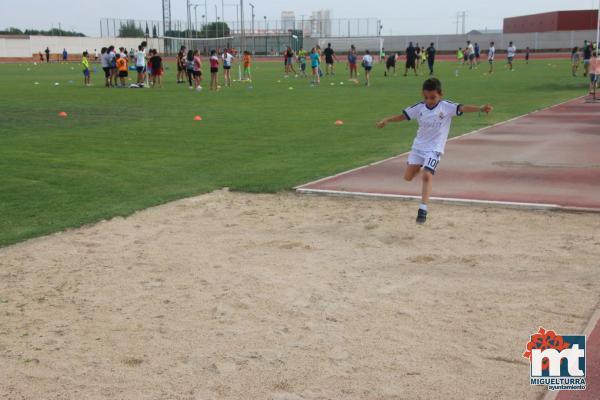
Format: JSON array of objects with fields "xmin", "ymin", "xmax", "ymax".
[{"xmin": 376, "ymin": 78, "xmax": 493, "ymax": 224}]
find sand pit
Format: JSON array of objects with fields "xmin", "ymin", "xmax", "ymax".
[{"xmin": 1, "ymin": 190, "xmax": 599, "ymax": 399}]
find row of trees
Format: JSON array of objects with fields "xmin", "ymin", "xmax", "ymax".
[
  {"xmin": 118, "ymin": 20, "xmax": 231, "ymax": 38},
  {"xmin": 0, "ymin": 27, "xmax": 85, "ymax": 37},
  {"xmin": 0, "ymin": 22, "xmax": 231, "ymax": 39}
]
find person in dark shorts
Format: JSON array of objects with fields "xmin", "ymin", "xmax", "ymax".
[
  {"xmin": 44, "ymin": 47, "xmax": 50, "ymax": 63},
  {"xmin": 426, "ymin": 42, "xmax": 436, "ymax": 75},
  {"xmin": 177, "ymin": 46, "xmax": 186, "ymax": 83},
  {"xmin": 115, "ymin": 53, "xmax": 128, "ymax": 87},
  {"xmin": 525, "ymin": 46, "xmax": 531, "ymax": 64},
  {"xmin": 209, "ymin": 49, "xmax": 219, "ymax": 91},
  {"xmin": 404, "ymin": 42, "xmax": 417, "ymax": 76},
  {"xmin": 583, "ymin": 41, "xmax": 592, "ymax": 77},
  {"xmin": 384, "ymin": 52, "xmax": 397, "ymax": 77},
  {"xmin": 149, "ymin": 49, "xmax": 163, "ymax": 88},
  {"xmin": 323, "ymin": 43, "xmax": 337, "ymax": 75},
  {"xmin": 100, "ymin": 47, "xmax": 111, "ymax": 87}
]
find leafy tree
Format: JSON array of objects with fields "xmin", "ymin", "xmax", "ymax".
[
  {"xmin": 118, "ymin": 20, "xmax": 144, "ymax": 38},
  {"xmin": 0, "ymin": 27, "xmax": 84, "ymax": 36},
  {"xmin": 199, "ymin": 22, "xmax": 230, "ymax": 38},
  {"xmin": 0, "ymin": 27, "xmax": 24, "ymax": 35}
]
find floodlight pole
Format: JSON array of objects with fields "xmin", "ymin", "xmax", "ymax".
[
  {"xmin": 240, "ymin": 0, "xmax": 246, "ymax": 53},
  {"xmin": 249, "ymin": 3, "xmax": 255, "ymax": 53}
]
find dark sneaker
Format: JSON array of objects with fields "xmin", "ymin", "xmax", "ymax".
[{"xmin": 416, "ymin": 209, "xmax": 428, "ymax": 224}]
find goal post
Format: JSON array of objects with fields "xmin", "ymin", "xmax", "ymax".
[
  {"xmin": 160, "ymin": 35, "xmax": 235, "ymax": 55},
  {"xmin": 317, "ymin": 37, "xmax": 384, "ymax": 55}
]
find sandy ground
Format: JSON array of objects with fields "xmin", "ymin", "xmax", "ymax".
[{"xmin": 1, "ymin": 189, "xmax": 599, "ymax": 400}]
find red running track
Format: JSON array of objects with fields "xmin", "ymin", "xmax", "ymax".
[{"xmin": 297, "ymin": 96, "xmax": 600, "ymax": 211}]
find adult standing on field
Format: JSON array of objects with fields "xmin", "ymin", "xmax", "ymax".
[
  {"xmin": 135, "ymin": 45, "xmax": 146, "ymax": 86},
  {"xmin": 426, "ymin": 42, "xmax": 436, "ymax": 75},
  {"xmin": 62, "ymin": 48, "xmax": 68, "ymax": 62},
  {"xmin": 404, "ymin": 42, "xmax": 417, "ymax": 76},
  {"xmin": 323, "ymin": 43, "xmax": 337, "ymax": 76},
  {"xmin": 347, "ymin": 45, "xmax": 358, "ymax": 80},
  {"xmin": 507, "ymin": 42, "xmax": 516, "ymax": 71},
  {"xmin": 44, "ymin": 47, "xmax": 50, "ymax": 63},
  {"xmin": 466, "ymin": 40, "xmax": 475, "ymax": 69},
  {"xmin": 222, "ymin": 48, "xmax": 234, "ymax": 87},
  {"xmin": 487, "ymin": 41, "xmax": 496, "ymax": 74},
  {"xmin": 583, "ymin": 40, "xmax": 592, "ymax": 77}
]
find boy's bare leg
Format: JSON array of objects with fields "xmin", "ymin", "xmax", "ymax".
[
  {"xmin": 403, "ymin": 165, "xmax": 421, "ymax": 182},
  {"xmin": 421, "ymin": 170, "xmax": 433, "ymax": 205}
]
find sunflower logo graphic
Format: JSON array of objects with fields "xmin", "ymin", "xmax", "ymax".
[{"xmin": 523, "ymin": 327, "xmax": 570, "ymax": 371}]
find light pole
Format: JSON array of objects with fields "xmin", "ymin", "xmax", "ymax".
[
  {"xmin": 249, "ymin": 3, "xmax": 255, "ymax": 53},
  {"xmin": 264, "ymin": 16, "xmax": 267, "ymax": 55},
  {"xmin": 193, "ymin": 4, "xmax": 200, "ymax": 38}
]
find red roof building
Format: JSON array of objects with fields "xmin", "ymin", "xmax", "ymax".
[{"xmin": 503, "ymin": 10, "xmax": 598, "ymax": 33}]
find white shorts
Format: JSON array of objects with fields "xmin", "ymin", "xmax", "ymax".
[{"xmin": 408, "ymin": 149, "xmax": 442, "ymax": 174}]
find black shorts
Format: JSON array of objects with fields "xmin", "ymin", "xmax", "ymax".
[
  {"xmin": 211, "ymin": 67, "xmax": 218, "ymax": 73},
  {"xmin": 136, "ymin": 66, "xmax": 144, "ymax": 73},
  {"xmin": 119, "ymin": 71, "xmax": 128, "ymax": 78},
  {"xmin": 224, "ymin": 65, "xmax": 231, "ymax": 70},
  {"xmin": 103, "ymin": 67, "xmax": 110, "ymax": 77},
  {"xmin": 326, "ymin": 58, "xmax": 334, "ymax": 65},
  {"xmin": 406, "ymin": 59, "xmax": 416, "ymax": 69},
  {"xmin": 386, "ymin": 60, "xmax": 396, "ymax": 68},
  {"xmin": 193, "ymin": 70, "xmax": 201, "ymax": 77},
  {"xmin": 469, "ymin": 54, "xmax": 475, "ymax": 60},
  {"xmin": 177, "ymin": 65, "xmax": 184, "ymax": 72}
]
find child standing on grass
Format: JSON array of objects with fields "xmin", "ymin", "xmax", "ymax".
[
  {"xmin": 297, "ymin": 48, "xmax": 307, "ymax": 78},
  {"xmin": 222, "ymin": 48, "xmax": 234, "ymax": 87},
  {"xmin": 310, "ymin": 48, "xmax": 321, "ymax": 85},
  {"xmin": 193, "ymin": 49, "xmax": 203, "ymax": 90},
  {"xmin": 362, "ymin": 50, "xmax": 373, "ymax": 87},
  {"xmin": 210, "ymin": 50, "xmax": 219, "ymax": 91},
  {"xmin": 116, "ymin": 54, "xmax": 128, "ymax": 87},
  {"xmin": 487, "ymin": 42, "xmax": 496, "ymax": 74},
  {"xmin": 348, "ymin": 45, "xmax": 358, "ymax": 80},
  {"xmin": 507, "ymin": 42, "xmax": 516, "ymax": 71},
  {"xmin": 376, "ymin": 78, "xmax": 493, "ymax": 224},
  {"xmin": 149, "ymin": 49, "xmax": 163, "ymax": 88},
  {"xmin": 81, "ymin": 51, "xmax": 91, "ymax": 86},
  {"xmin": 243, "ymin": 51, "xmax": 252, "ymax": 81}
]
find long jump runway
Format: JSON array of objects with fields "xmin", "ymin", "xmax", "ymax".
[{"xmin": 297, "ymin": 97, "xmax": 600, "ymax": 211}]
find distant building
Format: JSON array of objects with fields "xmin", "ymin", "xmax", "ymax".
[
  {"xmin": 311, "ymin": 9, "xmax": 332, "ymax": 37},
  {"xmin": 504, "ymin": 10, "xmax": 598, "ymax": 33},
  {"xmin": 281, "ymin": 11, "xmax": 296, "ymax": 32}
]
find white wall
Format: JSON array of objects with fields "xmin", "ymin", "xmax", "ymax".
[{"xmin": 0, "ymin": 36, "xmax": 163, "ymax": 58}]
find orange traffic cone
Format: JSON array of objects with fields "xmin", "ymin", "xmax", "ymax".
[
  {"xmin": 58, "ymin": 112, "xmax": 68, "ymax": 117},
  {"xmin": 335, "ymin": 120, "xmax": 344, "ymax": 126},
  {"xmin": 194, "ymin": 115, "xmax": 202, "ymax": 121}
]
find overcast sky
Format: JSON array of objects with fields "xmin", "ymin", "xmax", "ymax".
[{"xmin": 1, "ymin": 0, "xmax": 598, "ymax": 35}]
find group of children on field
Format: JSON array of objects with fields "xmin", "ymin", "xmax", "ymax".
[{"xmin": 570, "ymin": 40, "xmax": 600, "ymax": 94}]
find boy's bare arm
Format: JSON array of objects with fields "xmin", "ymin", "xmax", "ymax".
[
  {"xmin": 459, "ymin": 104, "xmax": 493, "ymax": 114},
  {"xmin": 376, "ymin": 114, "xmax": 407, "ymax": 128}
]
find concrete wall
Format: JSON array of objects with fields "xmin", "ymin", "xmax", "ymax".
[
  {"xmin": 1, "ymin": 30, "xmax": 597, "ymax": 59},
  {"xmin": 0, "ymin": 36, "xmax": 163, "ymax": 58},
  {"xmin": 317, "ymin": 30, "xmax": 597, "ymax": 53}
]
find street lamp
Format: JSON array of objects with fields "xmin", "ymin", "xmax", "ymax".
[
  {"xmin": 249, "ymin": 3, "xmax": 255, "ymax": 54},
  {"xmin": 264, "ymin": 16, "xmax": 267, "ymax": 55}
]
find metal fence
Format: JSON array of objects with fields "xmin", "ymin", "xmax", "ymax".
[{"xmin": 99, "ymin": 17, "xmax": 381, "ymax": 38}]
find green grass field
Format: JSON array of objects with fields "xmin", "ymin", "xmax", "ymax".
[{"xmin": 0, "ymin": 58, "xmax": 587, "ymax": 247}]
